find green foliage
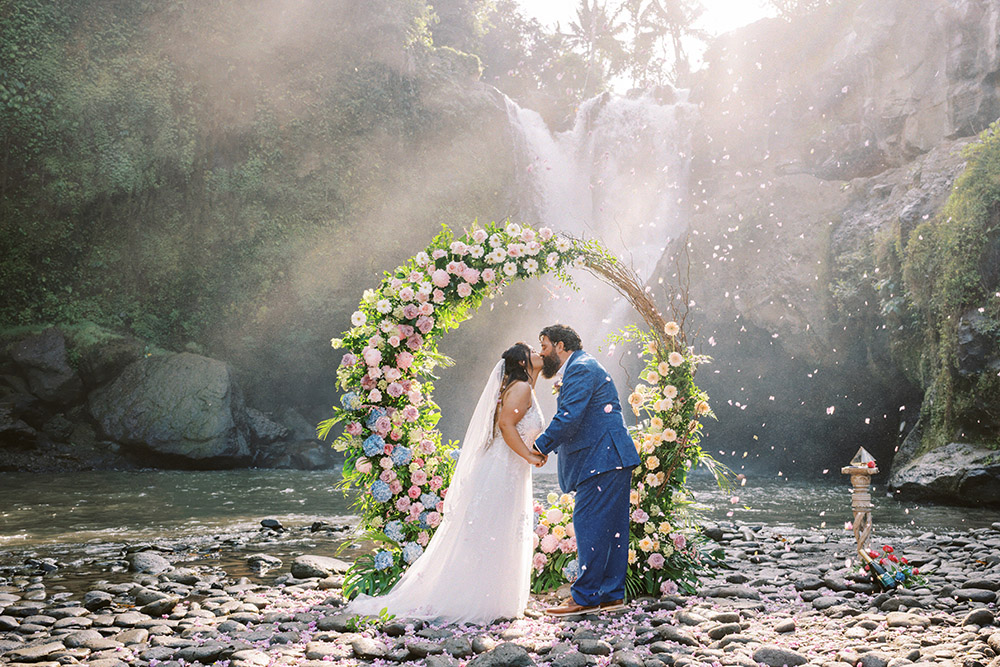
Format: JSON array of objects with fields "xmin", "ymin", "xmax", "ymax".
[
  {"xmin": 344, "ymin": 606, "xmax": 395, "ymax": 631},
  {"xmin": 893, "ymin": 122, "xmax": 1000, "ymax": 450}
]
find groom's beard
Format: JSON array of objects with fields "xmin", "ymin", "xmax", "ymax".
[{"xmin": 541, "ymin": 352, "xmax": 562, "ymax": 379}]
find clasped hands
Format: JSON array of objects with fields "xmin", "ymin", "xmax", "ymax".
[{"xmin": 527, "ymin": 444, "xmax": 547, "ymax": 468}]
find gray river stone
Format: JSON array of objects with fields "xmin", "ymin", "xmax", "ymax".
[
  {"xmin": 127, "ymin": 552, "xmax": 171, "ymax": 574},
  {"xmin": 352, "ymin": 637, "xmax": 389, "ymax": 659},
  {"xmin": 468, "ymin": 642, "xmax": 536, "ymax": 667},
  {"xmin": 753, "ymin": 645, "xmax": 808, "ymax": 667},
  {"xmin": 954, "ymin": 588, "xmax": 997, "ymax": 603},
  {"xmin": 290, "ymin": 555, "xmax": 350, "ymax": 579}
]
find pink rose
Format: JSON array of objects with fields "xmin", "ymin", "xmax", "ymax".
[
  {"xmin": 416, "ymin": 316, "xmax": 434, "ymax": 334},
  {"xmin": 380, "ymin": 456, "xmax": 393, "ymax": 469},
  {"xmin": 340, "ymin": 353, "xmax": 357, "ymax": 367},
  {"xmin": 446, "ymin": 260, "xmax": 461, "ymax": 274},
  {"xmin": 539, "ymin": 227, "xmax": 553, "ymax": 241},
  {"xmin": 631, "ymin": 509, "xmax": 649, "ymax": 523},
  {"xmin": 457, "ymin": 282, "xmax": 472, "ymax": 298},
  {"xmin": 482, "ymin": 268, "xmax": 496, "ymax": 282},
  {"xmin": 427, "ymin": 511, "xmax": 442, "ymax": 528},
  {"xmin": 563, "ymin": 536, "xmax": 577, "ymax": 552},
  {"xmin": 379, "ymin": 469, "xmax": 395, "ymax": 483},
  {"xmin": 402, "ymin": 304, "xmax": 419, "ymax": 320},
  {"xmin": 362, "ymin": 347, "xmax": 382, "ymax": 367},
  {"xmin": 507, "ymin": 243, "xmax": 523, "ymax": 257},
  {"xmin": 432, "ymin": 289, "xmax": 445, "ymax": 304},
  {"xmin": 412, "ymin": 470, "xmax": 428, "ymax": 485},
  {"xmin": 398, "ymin": 324, "xmax": 414, "ymax": 338},
  {"xmin": 408, "ymin": 390, "xmax": 423, "ymax": 406},
  {"xmin": 375, "ymin": 416, "xmax": 391, "ymax": 435},
  {"xmin": 396, "ymin": 351, "xmax": 414, "ymax": 369},
  {"xmin": 389, "ymin": 428, "xmax": 402, "ymax": 441},
  {"xmin": 346, "ymin": 422, "xmax": 362, "ymax": 436},
  {"xmin": 389, "ymin": 480, "xmax": 403, "ymax": 495},
  {"xmin": 671, "ymin": 533, "xmax": 687, "ymax": 549},
  {"xmin": 395, "ymin": 497, "xmax": 411, "ymax": 512},
  {"xmin": 472, "ymin": 229, "xmax": 488, "ymax": 243},
  {"xmin": 399, "ymin": 286, "xmax": 414, "ymax": 302},
  {"xmin": 660, "ymin": 580, "xmax": 678, "ymax": 596},
  {"xmin": 368, "ymin": 388, "xmax": 382, "ymax": 402},
  {"xmin": 648, "ymin": 553, "xmax": 665, "ymax": 569},
  {"xmin": 356, "ymin": 458, "xmax": 372, "ymax": 474},
  {"xmin": 385, "ymin": 367, "xmax": 402, "ymax": 382},
  {"xmin": 388, "ymin": 335, "xmax": 400, "ymax": 347},
  {"xmin": 417, "ymin": 531, "xmax": 430, "ymax": 546},
  {"xmin": 390, "ymin": 277, "xmax": 403, "ymax": 290},
  {"xmin": 402, "ymin": 406, "xmax": 419, "ymax": 422},
  {"xmin": 387, "ymin": 382, "xmax": 404, "ymax": 398},
  {"xmin": 535, "ymin": 524, "xmax": 549, "ymax": 538},
  {"xmin": 430, "ymin": 475, "xmax": 443, "ymax": 491},
  {"xmin": 436, "ymin": 501, "xmax": 444, "ymax": 512},
  {"xmin": 418, "ymin": 302, "xmax": 434, "ymax": 316},
  {"xmin": 431, "ymin": 249, "xmax": 447, "ymax": 260},
  {"xmin": 360, "ymin": 375, "xmax": 375, "ymax": 390},
  {"xmin": 432, "ymin": 269, "xmax": 450, "ymax": 288},
  {"xmin": 462, "ymin": 267, "xmax": 480, "ymax": 284},
  {"xmin": 406, "ymin": 335, "xmax": 423, "ymax": 351},
  {"xmin": 408, "ymin": 485, "xmax": 421, "ymax": 499}
]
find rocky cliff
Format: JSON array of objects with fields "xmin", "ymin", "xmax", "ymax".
[{"xmin": 676, "ymin": 0, "xmax": 1000, "ymax": 502}]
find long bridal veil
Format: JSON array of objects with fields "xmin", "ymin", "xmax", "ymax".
[
  {"xmin": 346, "ymin": 359, "xmax": 535, "ymax": 624},
  {"xmin": 440, "ymin": 359, "xmax": 504, "ymax": 515}
]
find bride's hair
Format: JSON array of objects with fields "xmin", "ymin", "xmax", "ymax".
[
  {"xmin": 492, "ymin": 342, "xmax": 533, "ymax": 436},
  {"xmin": 501, "ymin": 342, "xmax": 532, "ymax": 388}
]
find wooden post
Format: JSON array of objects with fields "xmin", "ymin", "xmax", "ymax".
[{"xmin": 841, "ymin": 447, "xmax": 878, "ymax": 558}]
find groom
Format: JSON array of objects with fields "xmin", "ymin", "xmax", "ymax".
[{"xmin": 533, "ymin": 324, "xmax": 640, "ymax": 616}]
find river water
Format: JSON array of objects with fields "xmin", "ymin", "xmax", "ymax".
[{"xmin": 1, "ymin": 469, "xmax": 997, "ymax": 589}]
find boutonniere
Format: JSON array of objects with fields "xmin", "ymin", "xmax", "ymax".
[{"xmin": 552, "ymin": 380, "xmax": 562, "ymax": 396}]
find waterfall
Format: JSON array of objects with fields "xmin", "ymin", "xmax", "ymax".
[{"xmin": 504, "ymin": 87, "xmax": 697, "ymax": 283}]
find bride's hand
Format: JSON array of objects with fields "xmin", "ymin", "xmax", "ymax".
[{"xmin": 527, "ymin": 451, "xmax": 547, "ymax": 467}]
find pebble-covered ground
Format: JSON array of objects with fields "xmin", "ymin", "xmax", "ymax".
[{"xmin": 1, "ymin": 519, "xmax": 998, "ymax": 667}]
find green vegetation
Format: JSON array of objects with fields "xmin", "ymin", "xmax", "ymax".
[
  {"xmin": 0, "ymin": 0, "xmax": 714, "ymax": 408},
  {"xmin": 878, "ymin": 123, "xmax": 1000, "ymax": 452}
]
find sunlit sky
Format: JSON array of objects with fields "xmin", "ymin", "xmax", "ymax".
[{"xmin": 514, "ymin": 0, "xmax": 773, "ymax": 36}]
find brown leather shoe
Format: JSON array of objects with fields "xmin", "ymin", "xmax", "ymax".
[
  {"xmin": 599, "ymin": 599, "xmax": 626, "ymax": 612},
  {"xmin": 545, "ymin": 600, "xmax": 600, "ymax": 617}
]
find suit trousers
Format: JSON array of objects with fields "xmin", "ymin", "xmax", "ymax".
[{"xmin": 570, "ymin": 466, "xmax": 633, "ymax": 606}]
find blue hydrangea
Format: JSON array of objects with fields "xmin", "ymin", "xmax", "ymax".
[
  {"xmin": 562, "ymin": 559, "xmax": 580, "ymax": 582},
  {"xmin": 390, "ymin": 446, "xmax": 412, "ymax": 466},
  {"xmin": 384, "ymin": 520, "xmax": 405, "ymax": 543},
  {"xmin": 401, "ymin": 542, "xmax": 424, "ymax": 564},
  {"xmin": 366, "ymin": 407, "xmax": 387, "ymax": 428},
  {"xmin": 420, "ymin": 493, "xmax": 441, "ymax": 510},
  {"xmin": 447, "ymin": 448, "xmax": 460, "ymax": 460},
  {"xmin": 370, "ymin": 480, "xmax": 392, "ymax": 503},
  {"xmin": 418, "ymin": 511, "xmax": 430, "ymax": 529},
  {"xmin": 340, "ymin": 392, "xmax": 362, "ymax": 411},
  {"xmin": 362, "ymin": 434, "xmax": 385, "ymax": 457},
  {"xmin": 894, "ymin": 571, "xmax": 906, "ymax": 582},
  {"xmin": 373, "ymin": 550, "xmax": 394, "ymax": 571}
]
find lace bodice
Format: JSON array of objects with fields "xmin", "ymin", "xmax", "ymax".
[{"xmin": 516, "ymin": 399, "xmax": 544, "ymax": 445}]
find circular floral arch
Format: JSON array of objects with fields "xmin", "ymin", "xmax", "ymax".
[{"xmin": 321, "ymin": 221, "xmax": 728, "ymax": 600}]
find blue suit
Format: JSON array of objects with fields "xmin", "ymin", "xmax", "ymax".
[{"xmin": 534, "ymin": 350, "xmax": 640, "ymax": 606}]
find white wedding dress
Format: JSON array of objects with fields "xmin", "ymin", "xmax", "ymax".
[{"xmin": 346, "ymin": 361, "xmax": 543, "ymax": 625}]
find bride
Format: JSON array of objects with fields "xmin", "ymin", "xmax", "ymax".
[{"xmin": 345, "ymin": 342, "xmax": 547, "ymax": 625}]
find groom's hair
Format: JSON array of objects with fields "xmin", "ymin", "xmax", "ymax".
[{"xmin": 540, "ymin": 324, "xmax": 582, "ymax": 351}]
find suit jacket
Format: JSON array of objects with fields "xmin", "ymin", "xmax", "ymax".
[{"xmin": 534, "ymin": 350, "xmax": 640, "ymax": 492}]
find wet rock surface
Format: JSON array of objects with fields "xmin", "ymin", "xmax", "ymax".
[{"xmin": 2, "ymin": 520, "xmax": 999, "ymax": 666}]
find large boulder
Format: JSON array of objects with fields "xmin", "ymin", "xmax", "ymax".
[
  {"xmin": 9, "ymin": 328, "xmax": 82, "ymax": 405},
  {"xmin": 889, "ymin": 441, "xmax": 1000, "ymax": 505},
  {"xmin": 89, "ymin": 352, "xmax": 251, "ymax": 464}
]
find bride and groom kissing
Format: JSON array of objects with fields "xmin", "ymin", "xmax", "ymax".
[{"xmin": 347, "ymin": 324, "xmax": 641, "ymax": 625}]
